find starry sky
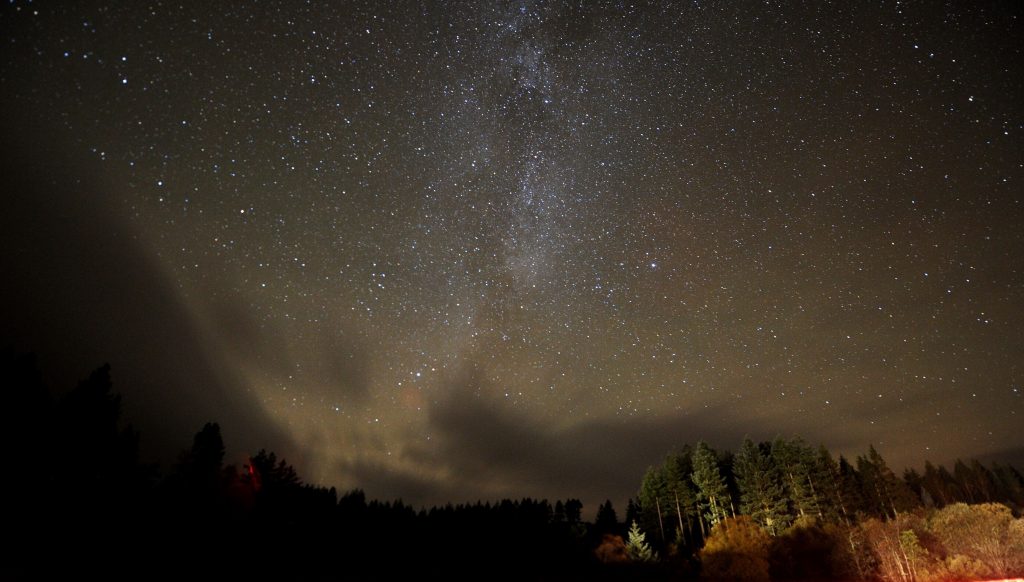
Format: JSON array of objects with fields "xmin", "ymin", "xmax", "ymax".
[{"xmin": 1, "ymin": 1, "xmax": 1022, "ymax": 511}]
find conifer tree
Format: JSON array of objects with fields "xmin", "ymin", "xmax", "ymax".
[
  {"xmin": 922, "ymin": 461, "xmax": 951, "ymax": 506},
  {"xmin": 691, "ymin": 441, "xmax": 730, "ymax": 529},
  {"xmin": 639, "ymin": 464, "xmax": 668, "ymax": 541},
  {"xmin": 734, "ymin": 438, "xmax": 790, "ymax": 535},
  {"xmin": 836, "ymin": 455, "xmax": 866, "ymax": 516},
  {"xmin": 991, "ymin": 462, "xmax": 1024, "ymax": 506},
  {"xmin": 858, "ymin": 445, "xmax": 919, "ymax": 517},
  {"xmin": 813, "ymin": 445, "xmax": 848, "ymax": 523},
  {"xmin": 664, "ymin": 448, "xmax": 698, "ymax": 544},
  {"xmin": 771, "ymin": 437, "xmax": 821, "ymax": 519},
  {"xmin": 626, "ymin": 520, "xmax": 658, "ymax": 562},
  {"xmin": 625, "ymin": 498, "xmax": 641, "ymax": 530},
  {"xmin": 595, "ymin": 499, "xmax": 619, "ymax": 533}
]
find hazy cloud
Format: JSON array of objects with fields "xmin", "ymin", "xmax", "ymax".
[{"xmin": 0, "ymin": 113, "xmax": 297, "ymax": 465}]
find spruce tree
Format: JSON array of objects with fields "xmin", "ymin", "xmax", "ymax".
[
  {"xmin": 836, "ymin": 455, "xmax": 866, "ymax": 516},
  {"xmin": 858, "ymin": 445, "xmax": 919, "ymax": 517},
  {"xmin": 734, "ymin": 438, "xmax": 790, "ymax": 535},
  {"xmin": 626, "ymin": 520, "xmax": 658, "ymax": 562},
  {"xmin": 639, "ymin": 464, "xmax": 669, "ymax": 541},
  {"xmin": 813, "ymin": 445, "xmax": 850, "ymax": 524},
  {"xmin": 922, "ymin": 461, "xmax": 950, "ymax": 506},
  {"xmin": 595, "ymin": 499, "xmax": 619, "ymax": 533},
  {"xmin": 991, "ymin": 462, "xmax": 1024, "ymax": 507},
  {"xmin": 771, "ymin": 437, "xmax": 821, "ymax": 520},
  {"xmin": 691, "ymin": 441, "xmax": 730, "ymax": 529},
  {"xmin": 664, "ymin": 451, "xmax": 698, "ymax": 545}
]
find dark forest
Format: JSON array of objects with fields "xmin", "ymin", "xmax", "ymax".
[{"xmin": 4, "ymin": 351, "xmax": 1022, "ymax": 581}]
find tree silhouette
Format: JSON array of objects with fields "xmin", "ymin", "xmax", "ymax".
[
  {"xmin": 595, "ymin": 499, "xmax": 619, "ymax": 534},
  {"xmin": 176, "ymin": 422, "xmax": 226, "ymax": 494},
  {"xmin": 858, "ymin": 445, "xmax": 919, "ymax": 518},
  {"xmin": 563, "ymin": 498, "xmax": 583, "ymax": 524},
  {"xmin": 245, "ymin": 449, "xmax": 300, "ymax": 492},
  {"xmin": 8, "ymin": 351, "xmax": 1024, "ymax": 580}
]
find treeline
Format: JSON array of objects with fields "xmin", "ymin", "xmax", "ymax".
[
  {"xmin": 629, "ymin": 438, "xmax": 1024, "ymax": 580},
  {"xmin": 0, "ymin": 352, "xmax": 615, "ymax": 579},
  {"xmin": 4, "ymin": 350, "xmax": 1023, "ymax": 581}
]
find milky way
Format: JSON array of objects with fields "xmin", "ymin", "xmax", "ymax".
[{"xmin": 2, "ymin": 1, "xmax": 1022, "ymax": 510}]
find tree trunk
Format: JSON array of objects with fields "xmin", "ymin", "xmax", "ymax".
[
  {"xmin": 655, "ymin": 495, "xmax": 665, "ymax": 542},
  {"xmin": 789, "ymin": 471, "xmax": 806, "ymax": 518},
  {"xmin": 674, "ymin": 490, "xmax": 686, "ymax": 546},
  {"xmin": 806, "ymin": 473, "xmax": 823, "ymax": 518},
  {"xmin": 696, "ymin": 501, "xmax": 706, "ymax": 539}
]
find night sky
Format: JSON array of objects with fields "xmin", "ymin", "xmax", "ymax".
[{"xmin": 2, "ymin": 1, "xmax": 1022, "ymax": 511}]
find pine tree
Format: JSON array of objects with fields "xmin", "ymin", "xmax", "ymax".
[
  {"xmin": 626, "ymin": 520, "xmax": 658, "ymax": 562},
  {"xmin": 734, "ymin": 438, "xmax": 790, "ymax": 535},
  {"xmin": 691, "ymin": 441, "xmax": 730, "ymax": 529}
]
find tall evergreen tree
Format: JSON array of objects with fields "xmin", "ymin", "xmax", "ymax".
[
  {"xmin": 857, "ymin": 445, "xmax": 919, "ymax": 518},
  {"xmin": 836, "ymin": 455, "xmax": 866, "ymax": 517},
  {"xmin": 954, "ymin": 459, "xmax": 979, "ymax": 503},
  {"xmin": 969, "ymin": 459, "xmax": 998, "ymax": 502},
  {"xmin": 57, "ymin": 364, "xmax": 143, "ymax": 498},
  {"xmin": 664, "ymin": 448, "xmax": 698, "ymax": 544},
  {"xmin": 903, "ymin": 467, "xmax": 924, "ymax": 506},
  {"xmin": 691, "ymin": 441, "xmax": 730, "ymax": 529},
  {"xmin": 937, "ymin": 463, "xmax": 964, "ymax": 503},
  {"xmin": 564, "ymin": 498, "xmax": 583, "ymax": 524},
  {"xmin": 639, "ymin": 464, "xmax": 669, "ymax": 541},
  {"xmin": 991, "ymin": 462, "xmax": 1024, "ymax": 506},
  {"xmin": 812, "ymin": 445, "xmax": 849, "ymax": 524},
  {"xmin": 771, "ymin": 437, "xmax": 820, "ymax": 519},
  {"xmin": 734, "ymin": 438, "xmax": 790, "ymax": 535},
  {"xmin": 552, "ymin": 500, "xmax": 566, "ymax": 523},
  {"xmin": 625, "ymin": 498, "xmax": 641, "ymax": 531},
  {"xmin": 595, "ymin": 499, "xmax": 619, "ymax": 533},
  {"xmin": 921, "ymin": 461, "xmax": 951, "ymax": 506}
]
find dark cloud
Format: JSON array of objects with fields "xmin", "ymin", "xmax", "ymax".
[
  {"xmin": 0, "ymin": 111, "xmax": 297, "ymax": 467},
  {"xmin": 202, "ymin": 292, "xmax": 295, "ymax": 381},
  {"xmin": 306, "ymin": 325, "xmax": 374, "ymax": 404},
  {"xmin": 351, "ymin": 370, "xmax": 866, "ymax": 512},
  {"xmin": 339, "ymin": 456, "xmax": 447, "ymax": 506},
  {"xmin": 201, "ymin": 290, "xmax": 373, "ymax": 405},
  {"xmin": 972, "ymin": 445, "xmax": 1024, "ymax": 469}
]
